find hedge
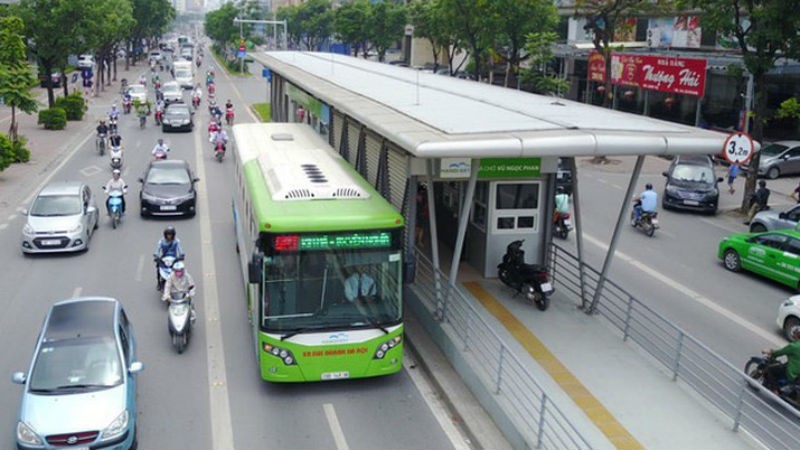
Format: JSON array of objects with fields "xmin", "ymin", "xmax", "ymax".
[
  {"xmin": 54, "ymin": 93, "xmax": 86, "ymax": 121},
  {"xmin": 38, "ymin": 107, "xmax": 67, "ymax": 130}
]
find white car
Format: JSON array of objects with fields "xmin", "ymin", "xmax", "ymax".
[
  {"xmin": 161, "ymin": 81, "xmax": 183, "ymax": 104},
  {"xmin": 174, "ymin": 68, "xmax": 194, "ymax": 89},
  {"xmin": 127, "ymin": 83, "xmax": 147, "ymax": 103},
  {"xmin": 777, "ymin": 295, "xmax": 800, "ymax": 340},
  {"xmin": 77, "ymin": 54, "xmax": 95, "ymax": 69},
  {"xmin": 149, "ymin": 50, "xmax": 163, "ymax": 62}
]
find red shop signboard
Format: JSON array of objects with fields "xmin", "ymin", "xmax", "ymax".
[{"xmin": 588, "ymin": 51, "xmax": 707, "ymax": 97}]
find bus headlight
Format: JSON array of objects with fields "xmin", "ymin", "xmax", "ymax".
[
  {"xmin": 263, "ymin": 343, "xmax": 297, "ymax": 366},
  {"xmin": 373, "ymin": 335, "xmax": 402, "ymax": 359}
]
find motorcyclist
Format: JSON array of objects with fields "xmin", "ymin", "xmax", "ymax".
[
  {"xmin": 633, "ymin": 183, "xmax": 658, "ymax": 225},
  {"xmin": 554, "ymin": 186, "xmax": 570, "ymax": 223},
  {"xmin": 96, "ymin": 120, "xmax": 109, "ymax": 136},
  {"xmin": 161, "ymin": 260, "xmax": 197, "ymax": 323},
  {"xmin": 209, "ymin": 102, "xmax": 222, "ymax": 122},
  {"xmin": 108, "ymin": 129, "xmax": 123, "ymax": 148},
  {"xmin": 153, "ymin": 226, "xmax": 185, "ymax": 288},
  {"xmin": 102, "ymin": 169, "xmax": 127, "ymax": 215},
  {"xmin": 194, "ymin": 83, "xmax": 203, "ymax": 100},
  {"xmin": 207, "ymin": 119, "xmax": 220, "ymax": 136},
  {"xmin": 152, "ymin": 138, "xmax": 169, "ymax": 158},
  {"xmin": 763, "ymin": 326, "xmax": 800, "ymax": 394},
  {"xmin": 745, "ymin": 179, "xmax": 771, "ymax": 225},
  {"xmin": 138, "ymin": 73, "xmax": 147, "ymax": 86},
  {"xmin": 108, "ymin": 104, "xmax": 120, "ymax": 121},
  {"xmin": 224, "ymin": 99, "xmax": 234, "ymax": 124},
  {"xmin": 210, "ymin": 127, "xmax": 229, "ymax": 152},
  {"xmin": 122, "ymin": 91, "xmax": 132, "ymax": 112}
]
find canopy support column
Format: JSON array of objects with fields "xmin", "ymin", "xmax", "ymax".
[
  {"xmin": 443, "ymin": 159, "xmax": 478, "ymax": 320},
  {"xmin": 424, "ymin": 160, "xmax": 444, "ymax": 319},
  {"xmin": 586, "ymin": 155, "xmax": 645, "ymax": 313},
  {"xmin": 567, "ymin": 157, "xmax": 589, "ymax": 309}
]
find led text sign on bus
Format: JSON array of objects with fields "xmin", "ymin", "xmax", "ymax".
[{"xmin": 273, "ymin": 232, "xmax": 392, "ymax": 251}]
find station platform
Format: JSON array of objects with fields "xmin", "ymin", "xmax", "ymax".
[{"xmin": 406, "ymin": 242, "xmax": 760, "ymax": 450}]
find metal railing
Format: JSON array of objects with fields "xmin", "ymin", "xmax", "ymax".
[
  {"xmin": 549, "ymin": 243, "xmax": 800, "ymax": 450},
  {"xmin": 413, "ymin": 252, "xmax": 593, "ymax": 450}
]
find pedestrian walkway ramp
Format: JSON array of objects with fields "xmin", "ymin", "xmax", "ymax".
[{"xmin": 407, "ymin": 243, "xmax": 795, "ymax": 450}]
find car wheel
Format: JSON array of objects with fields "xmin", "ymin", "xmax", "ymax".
[
  {"xmin": 749, "ymin": 223, "xmax": 767, "ymax": 233},
  {"xmin": 723, "ymin": 249, "xmax": 741, "ymax": 272},
  {"xmin": 767, "ymin": 166, "xmax": 780, "ymax": 179},
  {"xmin": 785, "ymin": 316, "xmax": 800, "ymax": 341}
]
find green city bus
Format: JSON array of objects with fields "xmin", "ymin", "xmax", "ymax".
[{"xmin": 231, "ymin": 123, "xmax": 405, "ymax": 382}]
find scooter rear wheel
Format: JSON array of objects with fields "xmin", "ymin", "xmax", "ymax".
[{"xmin": 744, "ymin": 359, "xmax": 766, "ymax": 391}]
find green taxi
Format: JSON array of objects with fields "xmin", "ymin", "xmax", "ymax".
[{"xmin": 718, "ymin": 229, "xmax": 800, "ymax": 290}]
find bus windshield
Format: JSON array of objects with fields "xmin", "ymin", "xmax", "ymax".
[{"xmin": 260, "ymin": 249, "xmax": 402, "ymax": 333}]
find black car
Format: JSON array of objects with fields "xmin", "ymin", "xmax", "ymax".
[
  {"xmin": 661, "ymin": 154, "xmax": 723, "ymax": 214},
  {"xmin": 139, "ymin": 159, "xmax": 199, "ymax": 217},
  {"xmin": 162, "ymin": 102, "xmax": 193, "ymax": 132}
]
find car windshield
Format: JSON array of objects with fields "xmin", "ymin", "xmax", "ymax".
[
  {"xmin": 176, "ymin": 70, "xmax": 191, "ymax": 78},
  {"xmin": 28, "ymin": 336, "xmax": 123, "ymax": 392},
  {"xmin": 166, "ymin": 108, "xmax": 187, "ymax": 118},
  {"xmin": 260, "ymin": 249, "xmax": 403, "ymax": 333},
  {"xmin": 146, "ymin": 167, "xmax": 190, "ymax": 185},
  {"xmin": 671, "ymin": 165, "xmax": 714, "ymax": 183},
  {"xmin": 761, "ymin": 143, "xmax": 789, "ymax": 157},
  {"xmin": 30, "ymin": 195, "xmax": 82, "ymax": 216}
]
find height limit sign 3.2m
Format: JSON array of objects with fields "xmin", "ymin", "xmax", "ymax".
[{"xmin": 723, "ymin": 131, "xmax": 755, "ymax": 166}]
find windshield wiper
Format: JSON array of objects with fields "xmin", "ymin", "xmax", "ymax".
[
  {"xmin": 280, "ymin": 327, "xmax": 321, "ymax": 341},
  {"xmin": 49, "ymin": 383, "xmax": 109, "ymax": 391},
  {"xmin": 339, "ymin": 315, "xmax": 390, "ymax": 334}
]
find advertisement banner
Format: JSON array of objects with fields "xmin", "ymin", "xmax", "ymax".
[
  {"xmin": 588, "ymin": 51, "xmax": 606, "ymax": 82},
  {"xmin": 590, "ymin": 52, "xmax": 707, "ymax": 97}
]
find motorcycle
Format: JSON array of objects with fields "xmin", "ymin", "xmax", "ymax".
[
  {"xmin": 497, "ymin": 240, "xmax": 553, "ymax": 311},
  {"xmin": 138, "ymin": 110, "xmax": 147, "ymax": 129},
  {"xmin": 154, "ymin": 109, "xmax": 164, "ymax": 126},
  {"xmin": 192, "ymin": 94, "xmax": 200, "ymax": 109},
  {"xmin": 225, "ymin": 107, "xmax": 234, "ymax": 126},
  {"xmin": 744, "ymin": 354, "xmax": 800, "ymax": 411},
  {"xmin": 108, "ymin": 117, "xmax": 119, "ymax": 133},
  {"xmin": 214, "ymin": 140, "xmax": 225, "ymax": 162},
  {"xmin": 630, "ymin": 202, "xmax": 659, "ymax": 237},
  {"xmin": 109, "ymin": 146, "xmax": 123, "ymax": 170},
  {"xmin": 104, "ymin": 189, "xmax": 125, "ymax": 229},
  {"xmin": 554, "ymin": 211, "xmax": 572, "ymax": 240},
  {"xmin": 167, "ymin": 290, "xmax": 195, "ymax": 354},
  {"xmin": 122, "ymin": 98, "xmax": 132, "ymax": 114},
  {"xmin": 156, "ymin": 255, "xmax": 178, "ymax": 292},
  {"xmin": 153, "ymin": 146, "xmax": 169, "ymax": 160},
  {"xmin": 96, "ymin": 133, "xmax": 107, "ymax": 156}
]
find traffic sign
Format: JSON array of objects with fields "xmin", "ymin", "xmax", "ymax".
[{"xmin": 723, "ymin": 131, "xmax": 756, "ymax": 165}]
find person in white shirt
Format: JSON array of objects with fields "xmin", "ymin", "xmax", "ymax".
[
  {"xmin": 344, "ymin": 265, "xmax": 376, "ymax": 303},
  {"xmin": 103, "ymin": 169, "xmax": 127, "ymax": 214},
  {"xmin": 152, "ymin": 138, "xmax": 169, "ymax": 157}
]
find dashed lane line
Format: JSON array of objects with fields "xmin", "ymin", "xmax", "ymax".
[{"xmin": 323, "ymin": 404, "xmax": 350, "ymax": 450}]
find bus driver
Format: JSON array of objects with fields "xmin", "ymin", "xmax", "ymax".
[{"xmin": 344, "ymin": 265, "xmax": 376, "ymax": 303}]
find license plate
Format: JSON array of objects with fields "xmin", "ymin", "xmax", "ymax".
[
  {"xmin": 66, "ymin": 447, "xmax": 88, "ymax": 450},
  {"xmin": 321, "ymin": 371, "xmax": 350, "ymax": 380},
  {"xmin": 540, "ymin": 282, "xmax": 553, "ymax": 292},
  {"xmin": 41, "ymin": 239, "xmax": 61, "ymax": 246},
  {"xmin": 651, "ymin": 218, "xmax": 659, "ymax": 225},
  {"xmin": 160, "ymin": 205, "xmax": 177, "ymax": 211},
  {"xmin": 563, "ymin": 219, "xmax": 572, "ymax": 227},
  {"xmin": 683, "ymin": 200, "xmax": 699, "ymax": 206}
]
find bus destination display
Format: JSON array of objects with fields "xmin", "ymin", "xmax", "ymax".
[{"xmin": 273, "ymin": 232, "xmax": 392, "ymax": 251}]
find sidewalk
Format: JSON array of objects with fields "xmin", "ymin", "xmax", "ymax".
[{"xmin": 0, "ymin": 60, "xmax": 149, "ymax": 213}]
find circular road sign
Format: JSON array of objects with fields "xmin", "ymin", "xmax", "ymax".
[{"xmin": 723, "ymin": 131, "xmax": 755, "ymax": 165}]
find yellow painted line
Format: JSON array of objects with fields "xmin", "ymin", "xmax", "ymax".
[{"xmin": 464, "ymin": 282, "xmax": 643, "ymax": 450}]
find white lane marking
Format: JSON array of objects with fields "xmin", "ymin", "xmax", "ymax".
[
  {"xmin": 597, "ymin": 179, "xmax": 608, "ymax": 185},
  {"xmin": 135, "ymin": 254, "xmax": 145, "ymax": 282},
  {"xmin": 699, "ymin": 217, "xmax": 741, "ymax": 234},
  {"xmin": 80, "ymin": 165, "xmax": 102, "ymax": 177},
  {"xmin": 7, "ymin": 214, "xmax": 16, "ymax": 221},
  {"xmin": 323, "ymin": 403, "xmax": 350, "ymax": 450},
  {"xmin": 22, "ymin": 131, "xmax": 95, "ymax": 206},
  {"xmin": 583, "ymin": 233, "xmax": 784, "ymax": 346},
  {"xmin": 222, "ymin": 64, "xmax": 261, "ymax": 123},
  {"xmin": 195, "ymin": 114, "xmax": 235, "ymax": 450},
  {"xmin": 72, "ymin": 286, "xmax": 82, "ymax": 298},
  {"xmin": 0, "ymin": 224, "xmax": 7, "ymax": 231},
  {"xmin": 404, "ymin": 354, "xmax": 472, "ymax": 450}
]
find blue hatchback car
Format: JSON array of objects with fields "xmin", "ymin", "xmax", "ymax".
[{"xmin": 12, "ymin": 297, "xmax": 143, "ymax": 450}]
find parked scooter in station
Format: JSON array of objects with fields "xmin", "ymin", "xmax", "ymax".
[{"xmin": 497, "ymin": 240, "xmax": 553, "ymax": 311}]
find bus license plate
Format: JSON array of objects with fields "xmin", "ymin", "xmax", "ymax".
[
  {"xmin": 160, "ymin": 205, "xmax": 177, "ymax": 211},
  {"xmin": 321, "ymin": 371, "xmax": 350, "ymax": 380},
  {"xmin": 540, "ymin": 282, "xmax": 553, "ymax": 293}
]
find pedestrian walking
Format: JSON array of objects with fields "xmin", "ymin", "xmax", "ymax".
[{"xmin": 727, "ymin": 163, "xmax": 740, "ymax": 194}]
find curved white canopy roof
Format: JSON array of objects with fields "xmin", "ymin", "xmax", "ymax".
[{"xmin": 256, "ymin": 51, "xmax": 732, "ymax": 158}]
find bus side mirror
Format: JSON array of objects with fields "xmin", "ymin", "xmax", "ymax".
[{"xmin": 248, "ymin": 253, "xmax": 263, "ymax": 284}]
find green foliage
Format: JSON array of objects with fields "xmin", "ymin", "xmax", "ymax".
[
  {"xmin": 334, "ymin": 0, "xmax": 371, "ymax": 56},
  {"xmin": 276, "ymin": 5, "xmax": 302, "ymax": 47},
  {"xmin": 54, "ymin": 93, "xmax": 86, "ymax": 121},
  {"xmin": 367, "ymin": 1, "xmax": 407, "ymax": 61},
  {"xmin": 37, "ymin": 107, "xmax": 67, "ymax": 130},
  {"xmin": 205, "ymin": 2, "xmax": 240, "ymax": 45},
  {"xmin": 0, "ymin": 133, "xmax": 14, "ymax": 172},
  {"xmin": 131, "ymin": 0, "xmax": 175, "ymax": 44},
  {"xmin": 521, "ymin": 31, "xmax": 569, "ymax": 96},
  {"xmin": 10, "ymin": 135, "xmax": 30, "ymax": 162},
  {"xmin": 776, "ymin": 97, "xmax": 800, "ymax": 120},
  {"xmin": 252, "ymin": 103, "xmax": 271, "ymax": 122},
  {"xmin": 296, "ymin": 0, "xmax": 333, "ymax": 51},
  {"xmin": 0, "ymin": 15, "xmax": 38, "ymax": 142}
]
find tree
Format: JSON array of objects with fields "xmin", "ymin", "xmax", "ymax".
[
  {"xmin": 276, "ymin": 5, "xmax": 302, "ymax": 49},
  {"xmin": 488, "ymin": 0, "xmax": 559, "ymax": 88},
  {"xmin": 367, "ymin": 1, "xmax": 406, "ymax": 61},
  {"xmin": 81, "ymin": 0, "xmax": 134, "ymax": 91},
  {"xmin": 334, "ymin": 0, "xmax": 371, "ymax": 57},
  {"xmin": 688, "ymin": 0, "xmax": 800, "ymax": 211},
  {"xmin": 0, "ymin": 16, "xmax": 37, "ymax": 143},
  {"xmin": 520, "ymin": 31, "xmax": 569, "ymax": 96},
  {"xmin": 439, "ymin": 0, "xmax": 494, "ymax": 81},
  {"xmin": 296, "ymin": 0, "xmax": 333, "ymax": 51},
  {"xmin": 205, "ymin": 2, "xmax": 240, "ymax": 48}
]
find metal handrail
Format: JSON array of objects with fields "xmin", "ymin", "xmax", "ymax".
[
  {"xmin": 413, "ymin": 252, "xmax": 593, "ymax": 450},
  {"xmin": 548, "ymin": 243, "xmax": 800, "ymax": 450}
]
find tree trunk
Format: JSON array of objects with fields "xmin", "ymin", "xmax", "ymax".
[
  {"xmin": 741, "ymin": 72, "xmax": 768, "ymax": 212},
  {"xmin": 9, "ymin": 106, "xmax": 17, "ymax": 142}
]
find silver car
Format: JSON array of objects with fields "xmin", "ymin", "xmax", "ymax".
[
  {"xmin": 758, "ymin": 140, "xmax": 800, "ymax": 179},
  {"xmin": 12, "ymin": 297, "xmax": 143, "ymax": 450},
  {"xmin": 21, "ymin": 181, "xmax": 99, "ymax": 254},
  {"xmin": 750, "ymin": 204, "xmax": 800, "ymax": 233}
]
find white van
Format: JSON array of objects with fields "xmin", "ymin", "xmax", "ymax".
[{"xmin": 173, "ymin": 61, "xmax": 194, "ymax": 89}]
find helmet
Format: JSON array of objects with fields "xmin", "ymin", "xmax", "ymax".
[
  {"xmin": 163, "ymin": 226, "xmax": 176, "ymax": 239},
  {"xmin": 173, "ymin": 260, "xmax": 185, "ymax": 276},
  {"xmin": 646, "ymin": 183, "xmax": 653, "ymax": 190},
  {"xmin": 792, "ymin": 326, "xmax": 800, "ymax": 339},
  {"xmin": 556, "ymin": 186, "xmax": 564, "ymax": 194},
  {"xmin": 158, "ymin": 138, "xmax": 164, "ymax": 144},
  {"xmin": 112, "ymin": 169, "xmax": 121, "ymax": 175}
]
